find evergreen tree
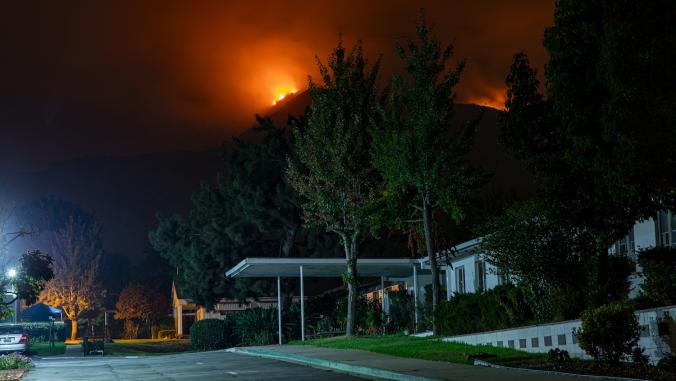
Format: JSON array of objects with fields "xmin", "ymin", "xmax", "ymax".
[
  {"xmin": 150, "ymin": 117, "xmax": 304, "ymax": 308},
  {"xmin": 370, "ymin": 18, "xmax": 482, "ymax": 333},
  {"xmin": 225, "ymin": 115, "xmax": 301, "ymax": 258},
  {"xmin": 501, "ymin": 0, "xmax": 676, "ymax": 303},
  {"xmin": 287, "ymin": 40, "xmax": 381, "ymax": 336}
]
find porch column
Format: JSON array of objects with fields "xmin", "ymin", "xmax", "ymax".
[
  {"xmin": 413, "ymin": 265, "xmax": 418, "ymax": 332},
  {"xmin": 277, "ymin": 276, "xmax": 282, "ymax": 345},
  {"xmin": 176, "ymin": 303, "xmax": 183, "ymax": 338},
  {"xmin": 300, "ymin": 265, "xmax": 305, "ymax": 341}
]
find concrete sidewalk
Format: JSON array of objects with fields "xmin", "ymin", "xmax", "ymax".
[{"xmin": 233, "ymin": 345, "xmax": 603, "ymax": 381}]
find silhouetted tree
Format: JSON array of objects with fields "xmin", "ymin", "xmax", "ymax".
[{"xmin": 371, "ymin": 17, "xmax": 482, "ymax": 333}]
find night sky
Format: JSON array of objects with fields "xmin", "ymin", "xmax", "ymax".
[{"xmin": 0, "ymin": 0, "xmax": 553, "ymax": 172}]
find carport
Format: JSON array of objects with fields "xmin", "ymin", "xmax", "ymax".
[{"xmin": 225, "ymin": 257, "xmax": 428, "ymax": 344}]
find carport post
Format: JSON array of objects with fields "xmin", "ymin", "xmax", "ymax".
[
  {"xmin": 380, "ymin": 276, "xmax": 386, "ymax": 329},
  {"xmin": 300, "ymin": 265, "xmax": 305, "ymax": 341},
  {"xmin": 445, "ymin": 267, "xmax": 452, "ymax": 301},
  {"xmin": 413, "ymin": 265, "xmax": 418, "ymax": 332},
  {"xmin": 277, "ymin": 276, "xmax": 282, "ymax": 345}
]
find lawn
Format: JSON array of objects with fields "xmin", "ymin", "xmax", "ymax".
[
  {"xmin": 292, "ymin": 334, "xmax": 541, "ymax": 365},
  {"xmin": 28, "ymin": 342, "xmax": 66, "ymax": 357},
  {"xmin": 105, "ymin": 339, "xmax": 193, "ymax": 356}
]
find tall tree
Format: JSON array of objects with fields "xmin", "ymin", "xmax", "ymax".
[
  {"xmin": 226, "ymin": 116, "xmax": 302, "ymax": 259},
  {"xmin": 151, "ymin": 115, "xmax": 304, "ymax": 309},
  {"xmin": 287, "ymin": 41, "xmax": 381, "ymax": 336},
  {"xmin": 370, "ymin": 18, "xmax": 482, "ymax": 333},
  {"xmin": 501, "ymin": 0, "xmax": 676, "ymax": 302},
  {"xmin": 30, "ymin": 197, "xmax": 105, "ymax": 341}
]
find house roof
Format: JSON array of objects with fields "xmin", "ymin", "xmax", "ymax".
[{"xmin": 225, "ymin": 257, "xmax": 429, "ymax": 278}]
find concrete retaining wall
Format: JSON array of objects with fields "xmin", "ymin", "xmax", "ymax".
[{"xmin": 442, "ymin": 305, "xmax": 676, "ymax": 363}]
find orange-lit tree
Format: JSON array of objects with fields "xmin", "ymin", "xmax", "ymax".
[
  {"xmin": 31, "ymin": 197, "xmax": 104, "ymax": 341},
  {"xmin": 287, "ymin": 40, "xmax": 382, "ymax": 336},
  {"xmin": 115, "ymin": 284, "xmax": 168, "ymax": 339}
]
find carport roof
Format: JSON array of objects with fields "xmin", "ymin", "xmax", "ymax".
[{"xmin": 225, "ymin": 257, "xmax": 428, "ymax": 278}]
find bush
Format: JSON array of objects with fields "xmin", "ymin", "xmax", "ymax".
[
  {"xmin": 0, "ymin": 322, "xmax": 67, "ymax": 343},
  {"xmin": 0, "ymin": 353, "xmax": 32, "ymax": 370},
  {"xmin": 333, "ymin": 295, "xmax": 383, "ymax": 334},
  {"xmin": 547, "ymin": 348, "xmax": 571, "ymax": 363},
  {"xmin": 638, "ymin": 247, "xmax": 676, "ymax": 305},
  {"xmin": 575, "ymin": 303, "xmax": 640, "ymax": 364},
  {"xmin": 233, "ymin": 307, "xmax": 278, "ymax": 346},
  {"xmin": 387, "ymin": 289, "xmax": 414, "ymax": 333},
  {"xmin": 190, "ymin": 319, "xmax": 233, "ymax": 350},
  {"xmin": 435, "ymin": 284, "xmax": 534, "ymax": 336}
]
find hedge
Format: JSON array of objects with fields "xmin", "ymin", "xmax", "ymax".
[
  {"xmin": 190, "ymin": 319, "xmax": 233, "ymax": 350},
  {"xmin": 435, "ymin": 284, "xmax": 534, "ymax": 336},
  {"xmin": 0, "ymin": 322, "xmax": 67, "ymax": 343}
]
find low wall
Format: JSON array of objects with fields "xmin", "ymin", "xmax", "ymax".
[{"xmin": 442, "ymin": 305, "xmax": 676, "ymax": 363}]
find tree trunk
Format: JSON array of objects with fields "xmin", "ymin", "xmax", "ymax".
[
  {"xmin": 422, "ymin": 197, "xmax": 439, "ymax": 335},
  {"xmin": 343, "ymin": 234, "xmax": 359, "ymax": 337},
  {"xmin": 70, "ymin": 319, "xmax": 78, "ymax": 341},
  {"xmin": 280, "ymin": 225, "xmax": 298, "ymax": 258}
]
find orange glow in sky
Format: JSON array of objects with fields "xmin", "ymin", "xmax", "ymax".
[
  {"xmin": 272, "ymin": 86, "xmax": 298, "ymax": 105},
  {"xmin": 466, "ymin": 88, "xmax": 506, "ymax": 110}
]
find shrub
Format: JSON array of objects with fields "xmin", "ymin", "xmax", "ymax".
[
  {"xmin": 547, "ymin": 348, "xmax": 571, "ymax": 363},
  {"xmin": 190, "ymin": 319, "xmax": 233, "ymax": 350},
  {"xmin": 638, "ymin": 247, "xmax": 676, "ymax": 305},
  {"xmin": 575, "ymin": 303, "xmax": 640, "ymax": 364},
  {"xmin": 631, "ymin": 347, "xmax": 650, "ymax": 367},
  {"xmin": 233, "ymin": 307, "xmax": 278, "ymax": 346},
  {"xmin": 0, "ymin": 353, "xmax": 32, "ymax": 370},
  {"xmin": 333, "ymin": 295, "xmax": 383, "ymax": 334},
  {"xmin": 1, "ymin": 322, "xmax": 67, "ymax": 343},
  {"xmin": 386, "ymin": 289, "xmax": 415, "ymax": 333},
  {"xmin": 435, "ymin": 284, "xmax": 534, "ymax": 336}
]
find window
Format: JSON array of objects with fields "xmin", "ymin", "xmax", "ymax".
[
  {"xmin": 617, "ymin": 230, "xmax": 635, "ymax": 257},
  {"xmin": 455, "ymin": 266, "xmax": 465, "ymax": 294},
  {"xmin": 474, "ymin": 260, "xmax": 486, "ymax": 292},
  {"xmin": 657, "ymin": 211, "xmax": 676, "ymax": 248},
  {"xmin": 557, "ymin": 334, "xmax": 567, "ymax": 345},
  {"xmin": 544, "ymin": 336, "xmax": 552, "ymax": 347},
  {"xmin": 496, "ymin": 269, "xmax": 506, "ymax": 286}
]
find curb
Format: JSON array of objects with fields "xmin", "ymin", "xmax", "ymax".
[
  {"xmin": 473, "ymin": 359, "xmax": 649, "ymax": 381},
  {"xmin": 228, "ymin": 347, "xmax": 439, "ymax": 381}
]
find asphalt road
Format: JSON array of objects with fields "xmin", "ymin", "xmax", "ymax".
[{"xmin": 24, "ymin": 351, "xmax": 365, "ymax": 381}]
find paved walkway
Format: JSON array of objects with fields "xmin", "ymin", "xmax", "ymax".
[{"xmin": 235, "ymin": 345, "xmax": 600, "ymax": 381}]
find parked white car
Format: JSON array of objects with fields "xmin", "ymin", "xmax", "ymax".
[{"xmin": 0, "ymin": 325, "xmax": 29, "ymax": 353}]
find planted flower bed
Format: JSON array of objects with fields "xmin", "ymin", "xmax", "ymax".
[{"xmin": 0, "ymin": 353, "xmax": 32, "ymax": 381}]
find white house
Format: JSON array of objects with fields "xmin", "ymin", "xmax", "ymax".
[
  {"xmin": 409, "ymin": 212, "xmax": 676, "ymax": 362},
  {"xmin": 426, "ymin": 211, "xmax": 676, "ymax": 301}
]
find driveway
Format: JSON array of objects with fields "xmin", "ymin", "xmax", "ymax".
[{"xmin": 24, "ymin": 351, "xmax": 364, "ymax": 381}]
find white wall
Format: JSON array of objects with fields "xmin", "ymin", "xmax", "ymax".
[{"xmin": 443, "ymin": 305, "xmax": 676, "ymax": 364}]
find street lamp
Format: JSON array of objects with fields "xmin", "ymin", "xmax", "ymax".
[{"xmin": 6, "ymin": 268, "xmax": 18, "ymax": 323}]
